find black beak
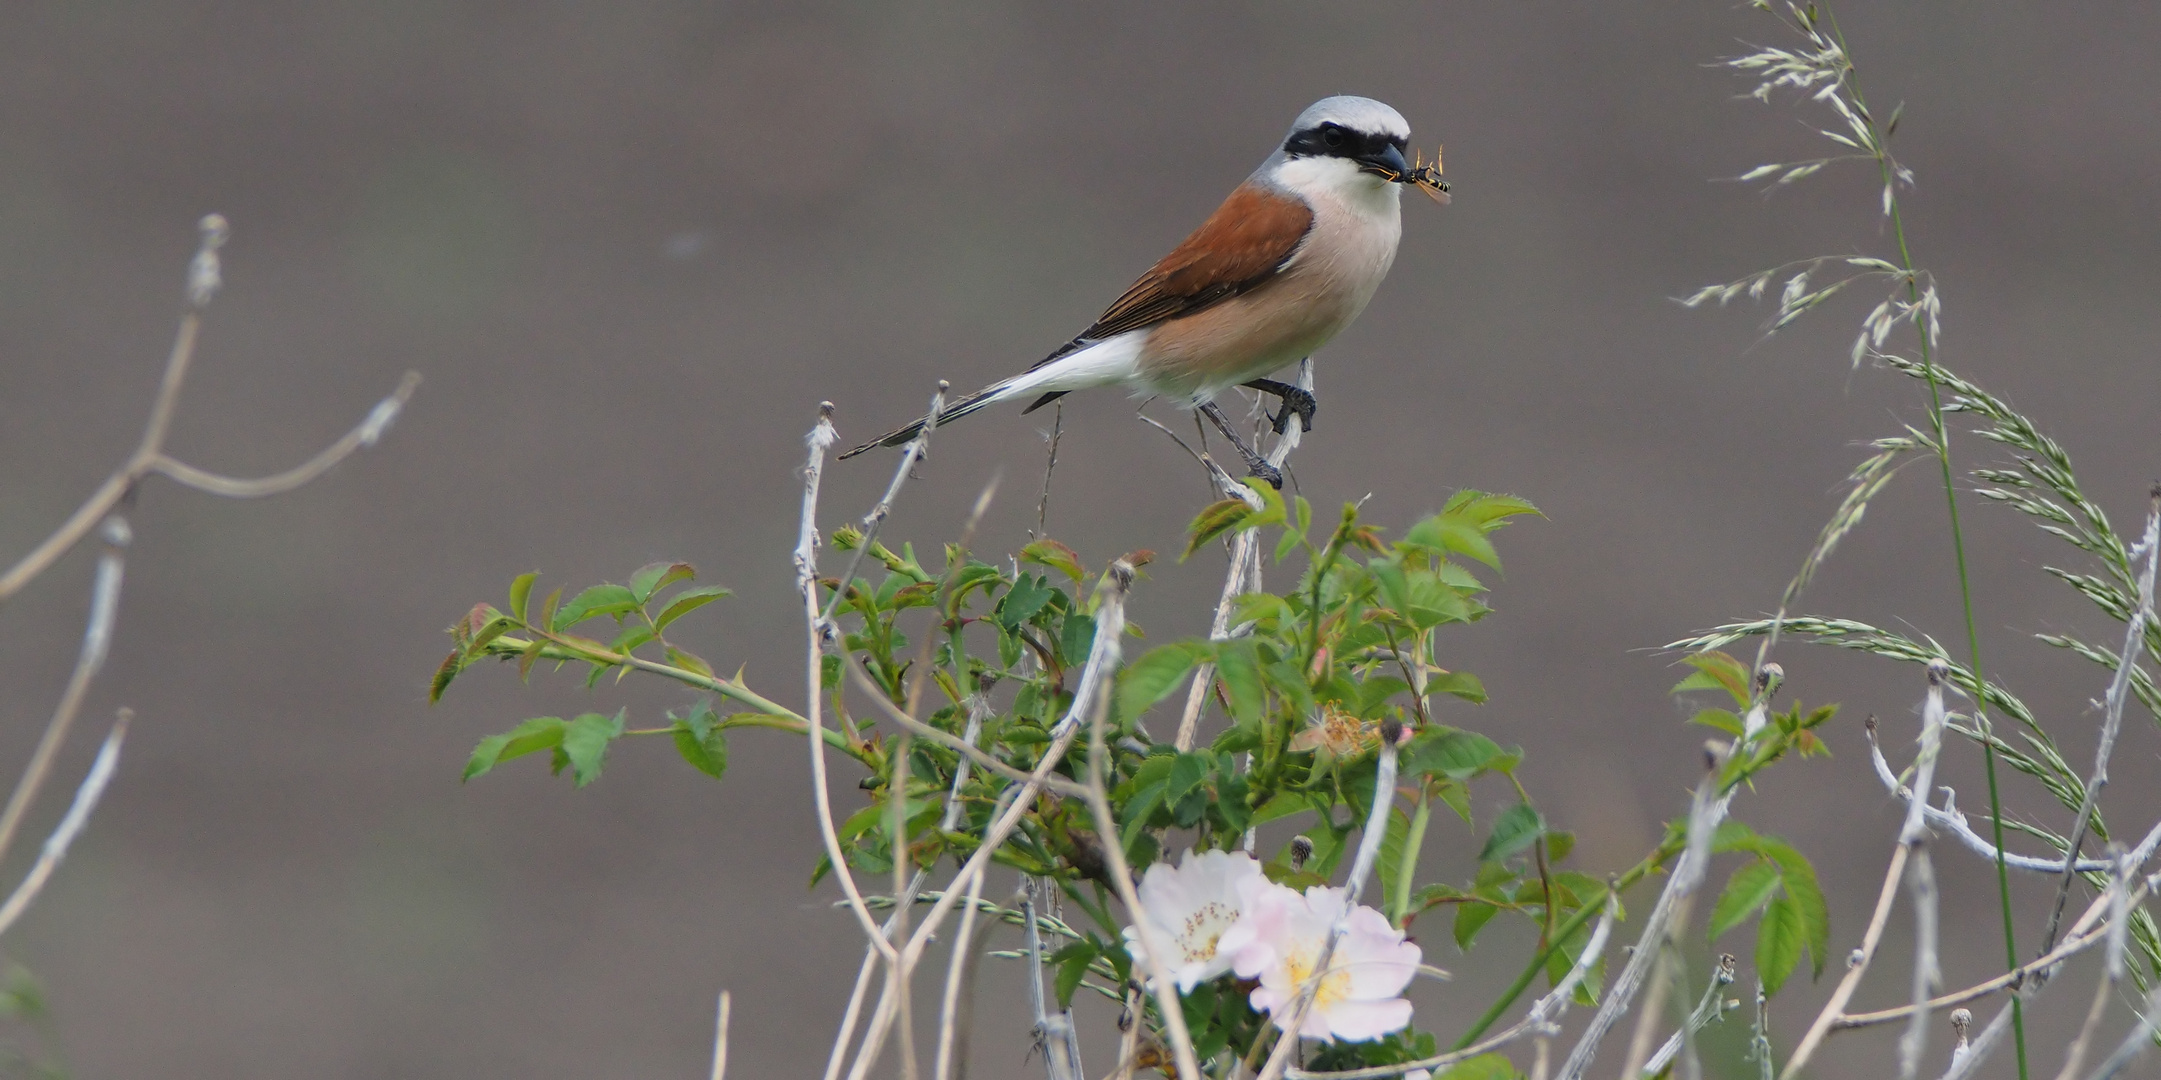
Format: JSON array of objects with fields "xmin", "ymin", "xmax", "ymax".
[{"xmin": 1357, "ymin": 143, "xmax": 1411, "ymax": 180}]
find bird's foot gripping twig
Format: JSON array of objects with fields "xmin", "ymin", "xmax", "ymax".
[
  {"xmin": 1197, "ymin": 401, "xmax": 1283, "ymax": 488},
  {"xmin": 1242, "ymin": 378, "xmax": 1317, "ymax": 436}
]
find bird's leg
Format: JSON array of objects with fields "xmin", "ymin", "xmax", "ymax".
[
  {"xmin": 1197, "ymin": 401, "xmax": 1283, "ymax": 489},
  {"xmin": 1241, "ymin": 377, "xmax": 1317, "ymax": 435}
]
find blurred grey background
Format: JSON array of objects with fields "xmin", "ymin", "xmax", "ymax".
[{"xmin": 1, "ymin": 2, "xmax": 2157, "ymax": 1076}]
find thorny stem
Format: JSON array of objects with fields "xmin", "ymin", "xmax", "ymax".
[{"xmin": 1824, "ymin": 11, "xmax": 2027, "ymax": 1073}]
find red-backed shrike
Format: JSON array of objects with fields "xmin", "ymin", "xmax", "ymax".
[{"xmin": 843, "ymin": 96, "xmax": 1439, "ymax": 485}]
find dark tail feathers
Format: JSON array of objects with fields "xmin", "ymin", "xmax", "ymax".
[{"xmin": 838, "ymin": 382, "xmax": 1012, "ymax": 460}]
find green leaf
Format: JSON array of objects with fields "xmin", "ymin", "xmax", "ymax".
[
  {"xmin": 1453, "ymin": 899, "xmax": 1499, "ymax": 950},
  {"xmin": 1183, "ymin": 498, "xmax": 1257, "ymax": 560},
  {"xmin": 1673, "ymin": 650, "xmax": 1751, "ymax": 707},
  {"xmin": 464, "ymin": 716, "xmax": 566, "ymax": 781},
  {"xmin": 629, "ymin": 561, "xmax": 695, "ymax": 604},
  {"xmin": 553, "ymin": 584, "xmax": 640, "ymax": 631},
  {"xmin": 1404, "ymin": 514, "xmax": 1502, "ymax": 569},
  {"xmin": 610, "ymin": 624, "xmax": 657, "ymax": 655},
  {"xmin": 1690, "ymin": 708, "xmax": 1744, "ymax": 736},
  {"xmin": 431, "ymin": 649, "xmax": 463, "ymax": 703},
  {"xmin": 1402, "ymin": 729, "xmax": 1503, "ymax": 780},
  {"xmin": 667, "ymin": 646, "xmax": 716, "ymax": 680},
  {"xmin": 1444, "ymin": 492, "xmax": 1542, "ymax": 527},
  {"xmin": 1215, "ymin": 639, "xmax": 1266, "ymax": 726},
  {"xmin": 1166, "ymin": 752, "xmax": 1211, "ymax": 805},
  {"xmin": 1756, "ymin": 893, "xmax": 1804, "ymax": 995},
  {"xmin": 673, "ymin": 717, "xmax": 729, "ymax": 780},
  {"xmin": 1433, "ymin": 1052, "xmax": 1521, "ymax": 1080},
  {"xmin": 1051, "ymin": 941, "xmax": 1095, "ymax": 1008},
  {"xmin": 1059, "ymin": 613, "xmax": 1097, "ymax": 668},
  {"xmin": 1116, "ymin": 642, "xmax": 1210, "ymax": 723},
  {"xmin": 654, "ymin": 585, "xmax": 732, "ymax": 633},
  {"xmin": 560, "ymin": 709, "xmax": 626, "ymax": 787},
  {"xmin": 1429, "ymin": 671, "xmax": 1487, "ymax": 703},
  {"xmin": 995, "ymin": 575, "xmax": 1056, "ymax": 630},
  {"xmin": 1709, "ymin": 860, "xmax": 1783, "ymax": 941},
  {"xmin": 537, "ymin": 586, "xmax": 563, "ymax": 634},
  {"xmin": 1376, "ymin": 808, "xmax": 1412, "ymax": 911},
  {"xmin": 1020, "ymin": 539, "xmax": 1086, "ymax": 583},
  {"xmin": 1479, "ymin": 803, "xmax": 1544, "ymax": 863},
  {"xmin": 1759, "ymin": 840, "xmax": 1830, "ymax": 978},
  {"xmin": 508, "ymin": 571, "xmax": 539, "ymax": 625}
]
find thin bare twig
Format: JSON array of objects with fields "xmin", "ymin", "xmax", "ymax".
[
  {"xmin": 1640, "ymin": 954, "xmax": 1738, "ymax": 1078},
  {"xmin": 1897, "ymin": 661, "xmax": 1952, "ymax": 1079},
  {"xmin": 1865, "ymin": 720, "xmax": 2117, "ymax": 873},
  {"xmin": 795, "ymin": 404, "xmax": 899, "ymax": 958},
  {"xmin": 1077, "ymin": 560, "xmax": 1203, "ymax": 1080},
  {"xmin": 148, "ymin": 371, "xmax": 420, "ymax": 498},
  {"xmin": 2042, "ymin": 496, "xmax": 2159, "ymax": 951},
  {"xmin": 0, "ymin": 518, "xmax": 131, "ymax": 868},
  {"xmin": 2083, "ymin": 984, "xmax": 2161, "ymax": 1080},
  {"xmin": 710, "ymin": 991, "xmax": 731, "ymax": 1080},
  {"xmin": 933, "ymin": 859, "xmax": 992, "ymax": 1080},
  {"xmin": 0, "ymin": 215, "xmax": 416, "ymax": 605},
  {"xmin": 1556, "ymin": 729, "xmax": 1744, "ymax": 1080},
  {"xmin": 1611, "ymin": 744, "xmax": 1734, "ymax": 1080},
  {"xmin": 0, "ymin": 709, "xmax": 130, "ymax": 939}
]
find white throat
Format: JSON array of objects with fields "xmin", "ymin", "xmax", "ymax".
[{"xmin": 1268, "ymin": 156, "xmax": 1402, "ymax": 223}]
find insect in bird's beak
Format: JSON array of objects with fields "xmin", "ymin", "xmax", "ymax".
[{"xmin": 1397, "ymin": 144, "xmax": 1451, "ymax": 205}]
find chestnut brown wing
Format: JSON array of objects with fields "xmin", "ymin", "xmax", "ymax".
[{"xmin": 1029, "ymin": 184, "xmax": 1315, "ymax": 374}]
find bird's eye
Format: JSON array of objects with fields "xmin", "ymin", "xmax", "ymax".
[{"xmin": 1320, "ymin": 124, "xmax": 1345, "ymax": 147}]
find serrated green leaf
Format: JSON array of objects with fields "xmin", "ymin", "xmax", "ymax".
[
  {"xmin": 1020, "ymin": 539, "xmax": 1086, "ymax": 583},
  {"xmin": 995, "ymin": 575, "xmax": 1056, "ymax": 630},
  {"xmin": 464, "ymin": 716, "xmax": 566, "ymax": 781},
  {"xmin": 560, "ymin": 710, "xmax": 625, "ymax": 787},
  {"xmin": 1756, "ymin": 894, "xmax": 1804, "ymax": 995},
  {"xmin": 1759, "ymin": 840, "xmax": 1829, "ymax": 978},
  {"xmin": 1453, "ymin": 899, "xmax": 1499, "ymax": 950},
  {"xmin": 1116, "ymin": 642, "xmax": 1210, "ymax": 723},
  {"xmin": 1690, "ymin": 708, "xmax": 1744, "ymax": 735},
  {"xmin": 1183, "ymin": 498, "xmax": 1257, "ymax": 560},
  {"xmin": 431, "ymin": 650, "xmax": 463, "ymax": 703},
  {"xmin": 1674, "ymin": 651, "xmax": 1751, "ymax": 706},
  {"xmin": 1215, "ymin": 639, "xmax": 1265, "ymax": 725},
  {"xmin": 1430, "ymin": 671, "xmax": 1487, "ymax": 703},
  {"xmin": 1403, "ymin": 729, "xmax": 1503, "ymax": 780},
  {"xmin": 1059, "ymin": 613, "xmax": 1096, "ymax": 669},
  {"xmin": 673, "ymin": 718, "xmax": 728, "ymax": 780},
  {"xmin": 1051, "ymin": 941, "xmax": 1095, "ymax": 1008},
  {"xmin": 554, "ymin": 584, "xmax": 639, "ymax": 631},
  {"xmin": 508, "ymin": 572, "xmax": 539, "ymax": 625},
  {"xmin": 1404, "ymin": 514, "xmax": 1502, "ymax": 569},
  {"xmin": 1479, "ymin": 803, "xmax": 1544, "ymax": 863},
  {"xmin": 1167, "ymin": 752, "xmax": 1211, "ymax": 805},
  {"xmin": 629, "ymin": 561, "xmax": 695, "ymax": 604},
  {"xmin": 1709, "ymin": 860, "xmax": 1782, "ymax": 941},
  {"xmin": 667, "ymin": 646, "xmax": 716, "ymax": 680},
  {"xmin": 654, "ymin": 585, "xmax": 731, "ymax": 633}
]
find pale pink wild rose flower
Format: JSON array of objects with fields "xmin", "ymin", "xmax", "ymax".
[
  {"xmin": 1219, "ymin": 881, "xmax": 1420, "ymax": 1042},
  {"xmin": 1123, "ymin": 848, "xmax": 1267, "ymax": 992}
]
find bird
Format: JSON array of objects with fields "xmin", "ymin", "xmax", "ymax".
[{"xmin": 840, "ymin": 96, "xmax": 1442, "ymax": 486}]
